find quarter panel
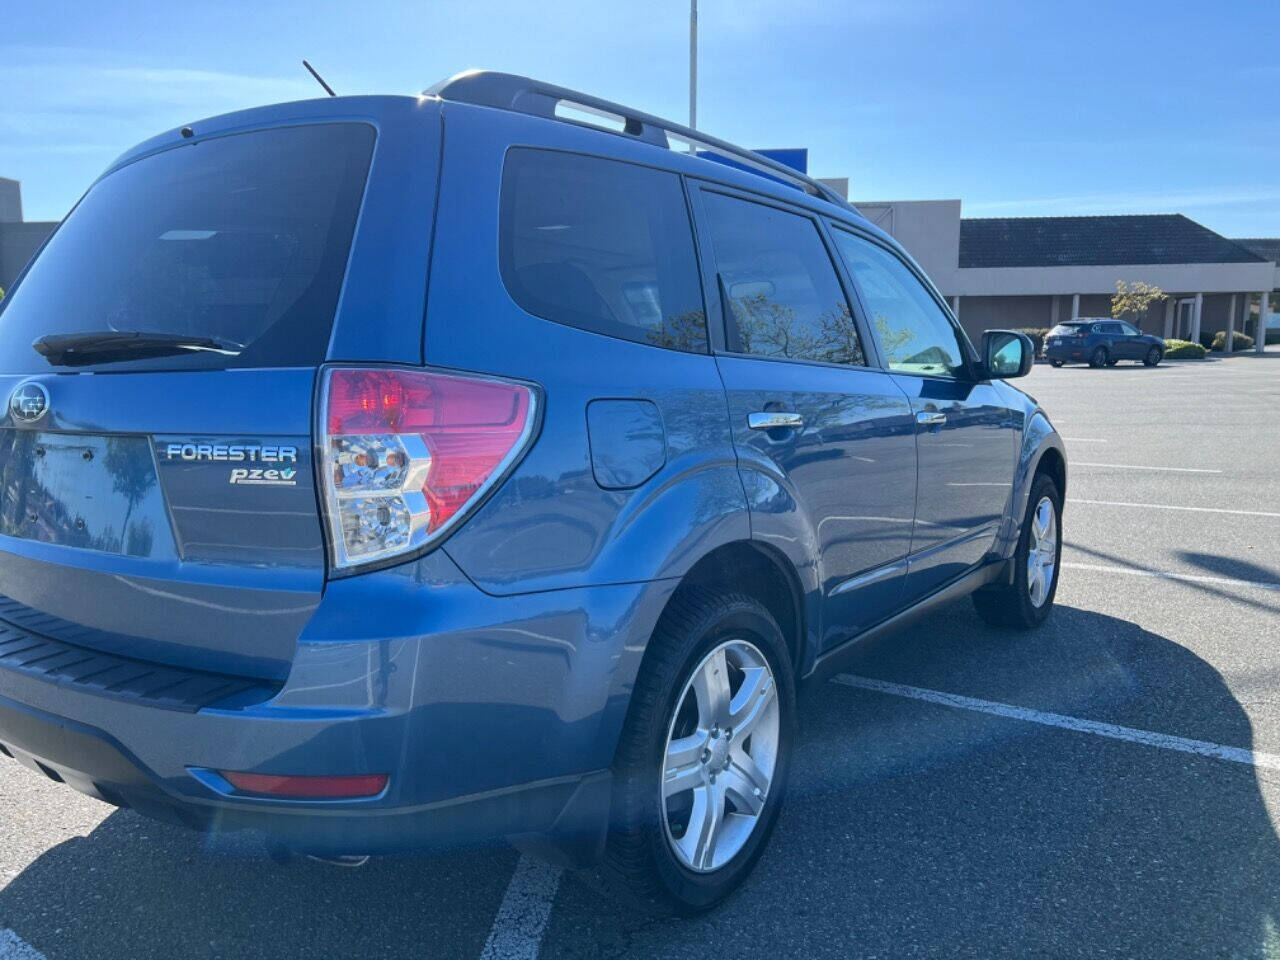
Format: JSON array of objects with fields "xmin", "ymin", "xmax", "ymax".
[{"xmin": 424, "ymin": 104, "xmax": 749, "ymax": 594}]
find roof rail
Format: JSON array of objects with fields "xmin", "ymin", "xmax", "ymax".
[{"xmin": 424, "ymin": 70, "xmax": 850, "ymax": 207}]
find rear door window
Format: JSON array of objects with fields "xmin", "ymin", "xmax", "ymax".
[
  {"xmin": 700, "ymin": 192, "xmax": 864, "ymax": 366},
  {"xmin": 499, "ymin": 149, "xmax": 707, "ymax": 353},
  {"xmin": 0, "ymin": 123, "xmax": 376, "ymax": 373}
]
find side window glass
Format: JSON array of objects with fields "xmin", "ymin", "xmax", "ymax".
[
  {"xmin": 830, "ymin": 229, "xmax": 966, "ymax": 378},
  {"xmin": 499, "ymin": 148, "xmax": 707, "ymax": 352},
  {"xmin": 701, "ymin": 192, "xmax": 864, "ymax": 366}
]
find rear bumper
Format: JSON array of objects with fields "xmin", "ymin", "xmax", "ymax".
[
  {"xmin": 1044, "ymin": 342, "xmax": 1086, "ymax": 361},
  {"xmin": 0, "ymin": 549, "xmax": 678, "ymax": 864}
]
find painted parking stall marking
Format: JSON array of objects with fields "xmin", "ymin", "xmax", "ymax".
[
  {"xmin": 0, "ymin": 931, "xmax": 46, "ymax": 960},
  {"xmin": 479, "ymin": 855, "xmax": 562, "ymax": 960},
  {"xmin": 1072, "ymin": 462, "xmax": 1223, "ymax": 474},
  {"xmin": 1068, "ymin": 498, "xmax": 1280, "ymax": 519},
  {"xmin": 833, "ymin": 675, "xmax": 1280, "ymax": 771},
  {"xmin": 1061, "ymin": 561, "xmax": 1280, "ymax": 593}
]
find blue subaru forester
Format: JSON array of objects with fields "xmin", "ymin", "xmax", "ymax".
[{"xmin": 0, "ymin": 71, "xmax": 1065, "ymax": 912}]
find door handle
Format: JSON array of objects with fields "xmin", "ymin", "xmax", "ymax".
[
  {"xmin": 748, "ymin": 411, "xmax": 804, "ymax": 431},
  {"xmin": 916, "ymin": 411, "xmax": 947, "ymax": 426}
]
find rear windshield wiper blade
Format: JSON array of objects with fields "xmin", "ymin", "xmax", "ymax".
[{"xmin": 32, "ymin": 330, "xmax": 244, "ymax": 366}]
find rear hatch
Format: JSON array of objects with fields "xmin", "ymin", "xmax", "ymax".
[{"xmin": 0, "ymin": 119, "xmax": 378, "ymax": 685}]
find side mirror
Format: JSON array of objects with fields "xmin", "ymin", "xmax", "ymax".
[{"xmin": 981, "ymin": 330, "xmax": 1034, "ymax": 379}]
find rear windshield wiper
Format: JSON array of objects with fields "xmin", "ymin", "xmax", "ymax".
[{"xmin": 32, "ymin": 330, "xmax": 244, "ymax": 366}]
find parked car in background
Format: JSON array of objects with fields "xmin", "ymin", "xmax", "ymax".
[
  {"xmin": 1045, "ymin": 318, "xmax": 1165, "ymax": 368},
  {"xmin": 0, "ymin": 70, "xmax": 1067, "ymax": 914}
]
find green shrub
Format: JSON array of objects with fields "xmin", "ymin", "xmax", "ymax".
[
  {"xmin": 1163, "ymin": 338, "xmax": 1207, "ymax": 359},
  {"xmin": 1210, "ymin": 330, "xmax": 1254, "ymax": 351},
  {"xmin": 1013, "ymin": 327, "xmax": 1049, "ymax": 358},
  {"xmin": 1267, "ymin": 328, "xmax": 1280, "ymax": 346},
  {"xmin": 1197, "ymin": 331, "xmax": 1216, "ymax": 350}
]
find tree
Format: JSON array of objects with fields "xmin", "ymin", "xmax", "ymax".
[{"xmin": 1111, "ymin": 281, "xmax": 1166, "ymax": 328}]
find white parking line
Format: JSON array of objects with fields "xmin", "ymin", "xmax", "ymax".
[
  {"xmin": 1073, "ymin": 461, "xmax": 1222, "ymax": 474},
  {"xmin": 1061, "ymin": 561, "xmax": 1280, "ymax": 592},
  {"xmin": 479, "ymin": 855, "xmax": 562, "ymax": 960},
  {"xmin": 1069, "ymin": 498, "xmax": 1280, "ymax": 519},
  {"xmin": 0, "ymin": 930, "xmax": 47, "ymax": 960},
  {"xmin": 833, "ymin": 675, "xmax": 1280, "ymax": 770}
]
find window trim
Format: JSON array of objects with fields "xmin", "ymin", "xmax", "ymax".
[
  {"xmin": 826, "ymin": 221, "xmax": 984, "ymax": 382},
  {"xmin": 684, "ymin": 178, "xmax": 880, "ymax": 373},
  {"xmin": 496, "ymin": 145, "xmax": 712, "ymax": 355}
]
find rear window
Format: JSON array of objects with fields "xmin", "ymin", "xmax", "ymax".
[
  {"xmin": 499, "ymin": 148, "xmax": 707, "ymax": 353},
  {"xmin": 0, "ymin": 123, "xmax": 375, "ymax": 373},
  {"xmin": 1049, "ymin": 324, "xmax": 1087, "ymax": 336}
]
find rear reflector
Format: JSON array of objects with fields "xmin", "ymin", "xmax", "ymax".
[
  {"xmin": 222, "ymin": 771, "xmax": 388, "ymax": 799},
  {"xmin": 320, "ymin": 367, "xmax": 537, "ymax": 570}
]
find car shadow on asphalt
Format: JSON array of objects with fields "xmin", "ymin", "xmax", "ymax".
[
  {"xmin": 3, "ymin": 601, "xmax": 1280, "ymax": 960},
  {"xmin": 545, "ymin": 601, "xmax": 1280, "ymax": 959},
  {"xmin": 0, "ymin": 806, "xmax": 520, "ymax": 959}
]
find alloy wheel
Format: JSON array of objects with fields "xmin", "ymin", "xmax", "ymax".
[
  {"xmin": 661, "ymin": 639, "xmax": 780, "ymax": 873},
  {"xmin": 1026, "ymin": 495, "xmax": 1058, "ymax": 608}
]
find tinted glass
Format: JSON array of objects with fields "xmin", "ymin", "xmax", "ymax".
[
  {"xmin": 0, "ymin": 123, "xmax": 375, "ymax": 373},
  {"xmin": 1118, "ymin": 322, "xmax": 1139, "ymax": 335},
  {"xmin": 831, "ymin": 229, "xmax": 966, "ymax": 378},
  {"xmin": 1049, "ymin": 323, "xmax": 1087, "ymax": 336},
  {"xmin": 702, "ymin": 193, "xmax": 863, "ymax": 366},
  {"xmin": 499, "ymin": 149, "xmax": 707, "ymax": 352}
]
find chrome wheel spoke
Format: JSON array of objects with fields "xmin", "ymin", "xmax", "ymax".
[
  {"xmin": 663, "ymin": 732, "xmax": 709, "ymax": 798},
  {"xmin": 692, "ymin": 648, "xmax": 732, "ymax": 728},
  {"xmin": 722, "ymin": 748, "xmax": 768, "ymax": 816},
  {"xmin": 680, "ymin": 782, "xmax": 725, "ymax": 871},
  {"xmin": 728, "ymin": 666, "xmax": 775, "ymax": 740}
]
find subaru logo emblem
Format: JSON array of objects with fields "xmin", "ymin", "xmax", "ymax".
[{"xmin": 9, "ymin": 381, "xmax": 50, "ymax": 424}]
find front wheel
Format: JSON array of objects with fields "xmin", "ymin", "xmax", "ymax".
[
  {"xmin": 1050, "ymin": 360, "xmax": 1064, "ymax": 368},
  {"xmin": 1144, "ymin": 346, "xmax": 1162, "ymax": 366},
  {"xmin": 973, "ymin": 473, "xmax": 1062, "ymax": 628},
  {"xmin": 604, "ymin": 590, "xmax": 795, "ymax": 914}
]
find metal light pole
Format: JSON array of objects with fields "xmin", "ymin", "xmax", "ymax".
[{"xmin": 689, "ymin": 0, "xmax": 698, "ymax": 151}]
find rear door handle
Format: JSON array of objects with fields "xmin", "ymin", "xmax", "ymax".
[
  {"xmin": 748, "ymin": 411, "xmax": 804, "ymax": 431},
  {"xmin": 916, "ymin": 411, "xmax": 947, "ymax": 426}
]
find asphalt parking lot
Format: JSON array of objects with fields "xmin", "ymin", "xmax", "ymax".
[{"xmin": 2, "ymin": 354, "xmax": 1278, "ymax": 960}]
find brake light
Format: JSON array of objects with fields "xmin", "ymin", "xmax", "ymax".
[{"xmin": 320, "ymin": 367, "xmax": 537, "ymax": 570}]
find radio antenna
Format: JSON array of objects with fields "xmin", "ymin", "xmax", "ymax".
[{"xmin": 302, "ymin": 60, "xmax": 337, "ymax": 97}]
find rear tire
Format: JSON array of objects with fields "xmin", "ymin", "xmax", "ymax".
[
  {"xmin": 973, "ymin": 473, "xmax": 1062, "ymax": 629},
  {"xmin": 1144, "ymin": 346, "xmax": 1162, "ymax": 366},
  {"xmin": 1089, "ymin": 347, "xmax": 1108, "ymax": 368},
  {"xmin": 603, "ymin": 589, "xmax": 795, "ymax": 914}
]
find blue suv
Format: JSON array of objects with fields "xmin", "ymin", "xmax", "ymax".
[{"xmin": 0, "ymin": 71, "xmax": 1065, "ymax": 912}]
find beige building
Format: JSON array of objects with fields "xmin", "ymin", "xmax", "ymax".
[{"xmin": 818, "ymin": 190, "xmax": 1277, "ymax": 353}]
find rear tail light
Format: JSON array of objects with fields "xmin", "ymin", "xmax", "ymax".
[{"xmin": 320, "ymin": 367, "xmax": 537, "ymax": 571}]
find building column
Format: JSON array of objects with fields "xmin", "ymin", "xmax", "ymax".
[
  {"xmin": 1259, "ymin": 292, "xmax": 1270, "ymax": 355},
  {"xmin": 1226, "ymin": 294, "xmax": 1236, "ymax": 353},
  {"xmin": 950, "ymin": 295, "xmax": 960, "ymax": 319},
  {"xmin": 1163, "ymin": 297, "xmax": 1175, "ymax": 339},
  {"xmin": 1071, "ymin": 293, "xmax": 1080, "ymax": 320},
  {"xmin": 1191, "ymin": 292, "xmax": 1203, "ymax": 345},
  {"xmin": 1050, "ymin": 296, "xmax": 1060, "ymax": 328}
]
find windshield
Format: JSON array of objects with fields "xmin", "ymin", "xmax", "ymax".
[{"xmin": 0, "ymin": 123, "xmax": 375, "ymax": 373}]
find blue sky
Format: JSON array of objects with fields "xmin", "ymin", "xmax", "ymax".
[{"xmin": 4, "ymin": 0, "xmax": 1277, "ymax": 236}]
